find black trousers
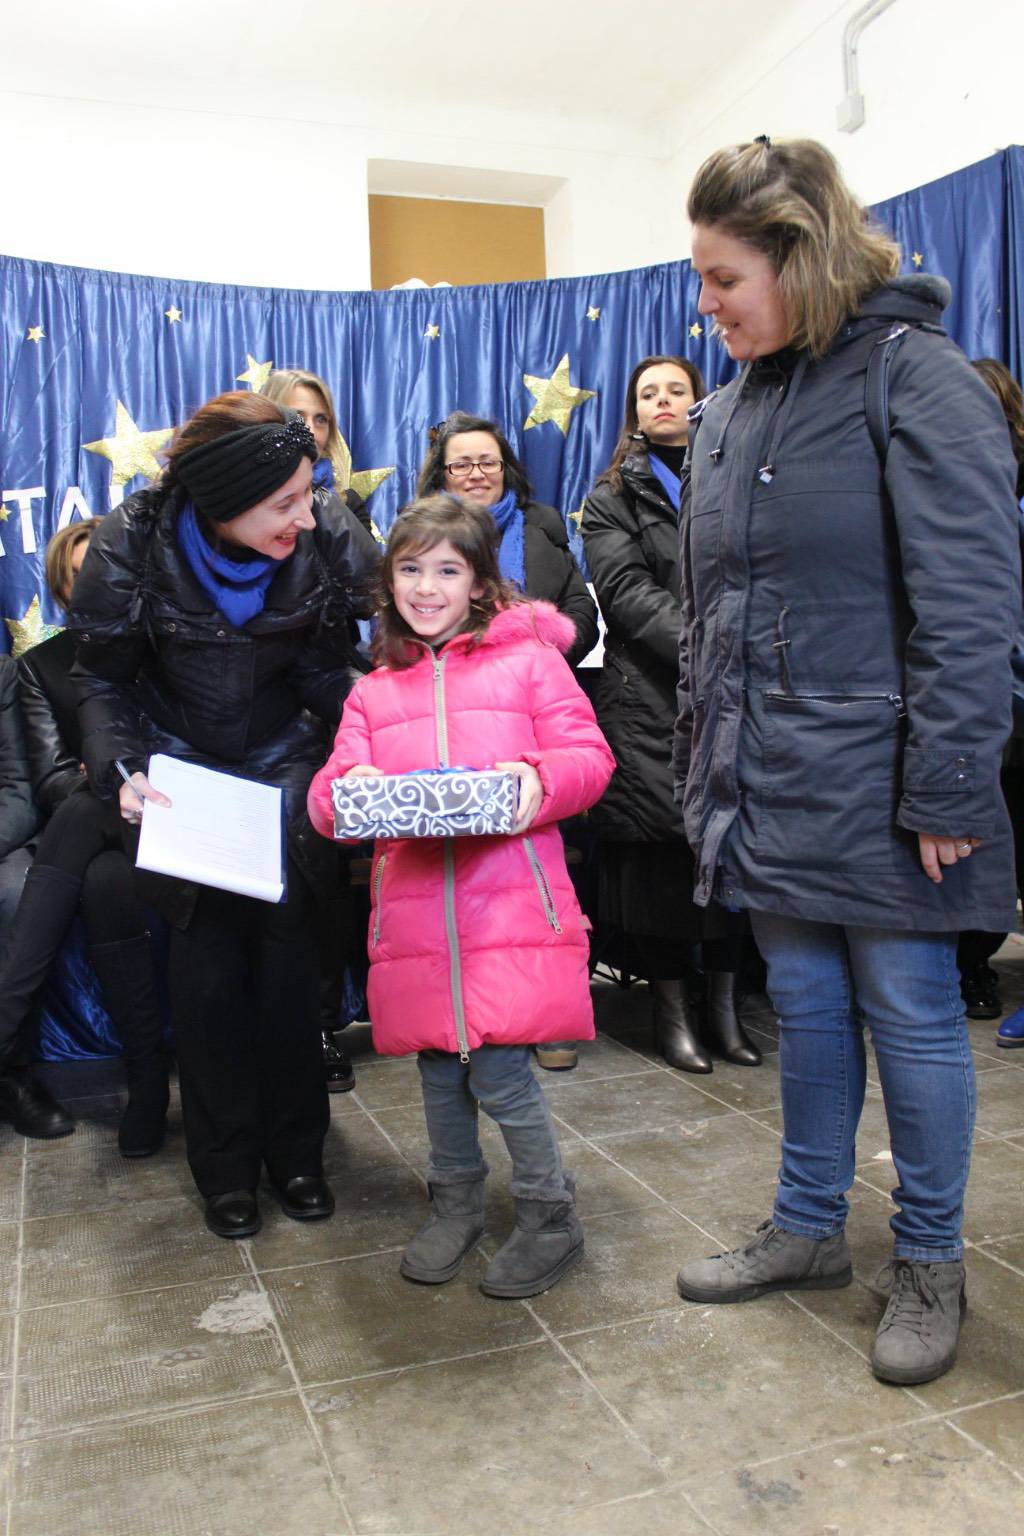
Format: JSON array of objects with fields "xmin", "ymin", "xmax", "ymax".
[
  {"xmin": 957, "ymin": 763, "xmax": 1024, "ymax": 976},
  {"xmin": 168, "ymin": 860, "xmax": 329, "ymax": 1197}
]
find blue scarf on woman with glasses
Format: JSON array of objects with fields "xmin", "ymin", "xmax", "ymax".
[{"xmin": 486, "ymin": 489, "xmax": 527, "ymax": 591}]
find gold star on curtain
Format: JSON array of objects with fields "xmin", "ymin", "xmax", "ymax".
[
  {"xmin": 911, "ymin": 251, "xmax": 924, "ymax": 267},
  {"xmin": 567, "ymin": 501, "xmax": 585, "ymax": 530},
  {"xmin": 523, "ymin": 354, "xmax": 596, "ymax": 435},
  {"xmin": 83, "ymin": 402, "xmax": 174, "ymax": 487},
  {"xmin": 424, "ymin": 324, "xmax": 440, "ymax": 340},
  {"xmin": 5, "ymin": 596, "xmax": 62, "ymax": 658},
  {"xmin": 350, "ymin": 466, "xmax": 395, "ymax": 503},
  {"xmin": 27, "ymin": 326, "xmax": 45, "ymax": 343},
  {"xmin": 335, "ymin": 434, "xmax": 394, "ymax": 510},
  {"xmin": 165, "ymin": 306, "xmax": 182, "ymax": 324},
  {"xmin": 689, "ymin": 323, "xmax": 703, "ymax": 339},
  {"xmin": 237, "ymin": 354, "xmax": 273, "ymax": 390},
  {"xmin": 0, "ymin": 504, "xmax": 10, "ymax": 522},
  {"xmin": 586, "ymin": 307, "xmax": 600, "ymax": 322}
]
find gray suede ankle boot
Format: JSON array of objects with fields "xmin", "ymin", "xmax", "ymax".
[
  {"xmin": 480, "ymin": 1174, "xmax": 583, "ymax": 1299},
  {"xmin": 871, "ymin": 1258, "xmax": 967, "ymax": 1385},
  {"xmin": 400, "ymin": 1165, "xmax": 488, "ymax": 1285}
]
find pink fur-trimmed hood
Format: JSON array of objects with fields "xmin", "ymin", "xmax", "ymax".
[{"xmin": 474, "ymin": 600, "xmax": 578, "ymax": 656}]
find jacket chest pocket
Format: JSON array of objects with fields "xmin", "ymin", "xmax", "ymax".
[{"xmin": 755, "ymin": 692, "xmax": 905, "ymax": 871}]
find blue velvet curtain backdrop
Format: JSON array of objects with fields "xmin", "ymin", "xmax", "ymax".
[
  {"xmin": 1, "ymin": 145, "xmax": 1022, "ymax": 1059},
  {"xmin": 3, "ymin": 146, "xmax": 1023, "ymax": 660}
]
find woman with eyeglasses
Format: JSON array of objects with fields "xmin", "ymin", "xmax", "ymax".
[{"xmin": 416, "ymin": 413, "xmax": 598, "ymax": 671}]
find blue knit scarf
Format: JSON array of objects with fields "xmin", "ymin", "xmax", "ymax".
[
  {"xmin": 487, "ymin": 489, "xmax": 527, "ymax": 591},
  {"xmin": 312, "ymin": 458, "xmax": 334, "ymax": 490},
  {"xmin": 177, "ymin": 502, "xmax": 280, "ymax": 628},
  {"xmin": 647, "ymin": 450, "xmax": 683, "ymax": 512}
]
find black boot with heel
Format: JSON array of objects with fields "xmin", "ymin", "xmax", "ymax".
[{"xmin": 651, "ymin": 978, "xmax": 712, "ymax": 1073}]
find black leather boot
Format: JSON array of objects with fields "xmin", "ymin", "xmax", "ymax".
[
  {"xmin": 322, "ymin": 1028, "xmax": 355, "ymax": 1093},
  {"xmin": 89, "ymin": 934, "xmax": 170, "ymax": 1157},
  {"xmin": 651, "ymin": 979, "xmax": 712, "ymax": 1073},
  {"xmin": 0, "ymin": 865, "xmax": 84, "ymax": 1060},
  {"xmin": 0, "ymin": 1065, "xmax": 74, "ymax": 1138},
  {"xmin": 705, "ymin": 971, "xmax": 762, "ymax": 1067}
]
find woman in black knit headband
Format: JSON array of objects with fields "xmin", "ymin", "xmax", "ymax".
[{"xmin": 68, "ymin": 390, "xmax": 380, "ymax": 1239}]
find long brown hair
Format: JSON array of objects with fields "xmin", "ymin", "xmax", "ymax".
[
  {"xmin": 599, "ymin": 356, "xmax": 706, "ymax": 491},
  {"xmin": 687, "ymin": 137, "xmax": 900, "ymax": 358},
  {"xmin": 374, "ymin": 494, "xmax": 517, "ymax": 671},
  {"xmin": 45, "ymin": 519, "xmax": 103, "ymax": 611},
  {"xmin": 260, "ymin": 368, "xmax": 350, "ymax": 490},
  {"xmin": 972, "ymin": 358, "xmax": 1024, "ymax": 476}
]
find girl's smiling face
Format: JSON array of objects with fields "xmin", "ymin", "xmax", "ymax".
[
  {"xmin": 691, "ymin": 223, "xmax": 791, "ymax": 361},
  {"xmin": 391, "ymin": 538, "xmax": 484, "ymax": 645}
]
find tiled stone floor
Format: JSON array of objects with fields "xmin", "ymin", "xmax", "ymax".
[{"xmin": 1, "ymin": 955, "xmax": 1022, "ymax": 1534}]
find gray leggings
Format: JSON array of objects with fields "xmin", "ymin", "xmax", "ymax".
[{"xmin": 417, "ymin": 1045, "xmax": 565, "ymax": 1199}]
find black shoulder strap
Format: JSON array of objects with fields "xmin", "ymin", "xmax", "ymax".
[{"xmin": 864, "ymin": 323, "xmax": 911, "ymax": 462}]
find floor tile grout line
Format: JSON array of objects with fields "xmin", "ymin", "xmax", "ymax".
[
  {"xmin": 944, "ymin": 1403, "xmax": 1024, "ymax": 1485},
  {"xmin": 12, "ymin": 1263, "xmax": 261, "ymax": 1315},
  {"xmin": 4, "ymin": 1138, "xmax": 27, "ymax": 1530},
  {"xmin": 658, "ymin": 1392, "xmax": 1024, "ymax": 1486},
  {"xmin": 519, "ymin": 1298, "xmax": 669, "ymax": 1482},
  {"xmin": 3, "ymin": 1382, "xmax": 306, "ymax": 1449},
  {"xmin": 287, "ymin": 1335, "xmax": 551, "ymax": 1396},
  {"xmin": 239, "ymin": 1243, "xmax": 358, "ymax": 1536}
]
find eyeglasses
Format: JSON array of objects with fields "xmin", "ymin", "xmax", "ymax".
[{"xmin": 444, "ymin": 456, "xmax": 503, "ymax": 478}]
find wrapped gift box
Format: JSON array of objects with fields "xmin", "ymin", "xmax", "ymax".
[{"xmin": 331, "ymin": 768, "xmax": 519, "ymax": 840}]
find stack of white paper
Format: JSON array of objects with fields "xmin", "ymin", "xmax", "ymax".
[{"xmin": 135, "ymin": 754, "xmax": 286, "ymax": 903}]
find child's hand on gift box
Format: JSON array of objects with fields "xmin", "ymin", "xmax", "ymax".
[
  {"xmin": 345, "ymin": 765, "xmax": 381, "ymax": 777},
  {"xmin": 495, "ymin": 761, "xmax": 543, "ymax": 833}
]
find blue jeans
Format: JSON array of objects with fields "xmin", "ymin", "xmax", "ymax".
[
  {"xmin": 417, "ymin": 1045, "xmax": 566, "ymax": 1199},
  {"xmin": 751, "ymin": 913, "xmax": 975, "ymax": 1262}
]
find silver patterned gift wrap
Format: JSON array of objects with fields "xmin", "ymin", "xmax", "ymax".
[{"xmin": 330, "ymin": 769, "xmax": 519, "ymax": 839}]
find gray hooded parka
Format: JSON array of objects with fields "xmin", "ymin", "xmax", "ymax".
[{"xmin": 674, "ymin": 276, "xmax": 1020, "ymax": 932}]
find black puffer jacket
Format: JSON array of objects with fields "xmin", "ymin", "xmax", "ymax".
[
  {"xmin": 18, "ymin": 629, "xmax": 83, "ymax": 815},
  {"xmin": 582, "ymin": 452, "xmax": 682, "ymax": 841},
  {"xmin": 675, "ymin": 276, "xmax": 1020, "ymax": 932},
  {"xmin": 0, "ymin": 655, "xmax": 40, "ymax": 859},
  {"xmin": 68, "ymin": 482, "xmax": 379, "ymax": 907},
  {"xmin": 522, "ymin": 502, "xmax": 598, "ymax": 668}
]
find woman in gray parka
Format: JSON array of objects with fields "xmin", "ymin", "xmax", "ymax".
[{"xmin": 672, "ymin": 138, "xmax": 1020, "ymax": 1390}]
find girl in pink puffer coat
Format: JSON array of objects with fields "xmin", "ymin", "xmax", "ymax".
[{"xmin": 308, "ymin": 494, "xmax": 614, "ymax": 1299}]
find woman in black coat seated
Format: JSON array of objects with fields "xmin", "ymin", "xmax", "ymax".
[
  {"xmin": 69, "ymin": 391, "xmax": 379, "ymax": 1238},
  {"xmin": 0, "ymin": 654, "xmax": 61, "ymax": 1134},
  {"xmin": 0, "ymin": 519, "xmax": 171, "ymax": 1148},
  {"xmin": 583, "ymin": 356, "xmax": 761, "ymax": 1073}
]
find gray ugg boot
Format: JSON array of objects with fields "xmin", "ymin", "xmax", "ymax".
[
  {"xmin": 400, "ymin": 1164, "xmax": 488, "ymax": 1285},
  {"xmin": 871, "ymin": 1257, "xmax": 967, "ymax": 1385},
  {"xmin": 480, "ymin": 1174, "xmax": 583, "ymax": 1299}
]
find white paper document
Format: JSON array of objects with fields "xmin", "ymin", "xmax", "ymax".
[{"xmin": 135, "ymin": 754, "xmax": 286, "ymax": 903}]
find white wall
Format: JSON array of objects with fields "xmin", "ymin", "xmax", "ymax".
[
  {"xmin": 2, "ymin": 0, "xmax": 1020, "ymax": 290},
  {"xmin": 665, "ymin": 0, "xmax": 1024, "ymax": 261},
  {"xmin": 1, "ymin": 89, "xmax": 667, "ymax": 290}
]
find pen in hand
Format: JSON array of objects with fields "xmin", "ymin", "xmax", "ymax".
[
  {"xmin": 115, "ymin": 760, "xmax": 172, "ymax": 824},
  {"xmin": 115, "ymin": 760, "xmax": 146, "ymax": 809}
]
